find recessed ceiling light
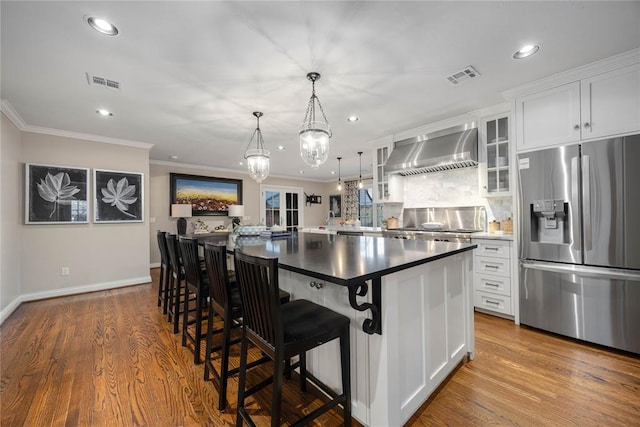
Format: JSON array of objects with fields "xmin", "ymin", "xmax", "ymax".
[
  {"xmin": 169, "ymin": 155, "xmax": 178, "ymax": 160},
  {"xmin": 299, "ymin": 170, "xmax": 304, "ymax": 174},
  {"xmin": 347, "ymin": 115, "xmax": 359, "ymax": 123},
  {"xmin": 513, "ymin": 44, "xmax": 540, "ymax": 59},
  {"xmin": 277, "ymin": 145, "xmax": 285, "ymax": 151},
  {"xmin": 239, "ymin": 161, "xmax": 244, "ymax": 166},
  {"xmin": 331, "ymin": 171, "xmax": 336, "ymax": 175},
  {"xmin": 87, "ymin": 17, "xmax": 119, "ymax": 36},
  {"xmin": 96, "ymin": 109, "xmax": 113, "ymax": 117}
]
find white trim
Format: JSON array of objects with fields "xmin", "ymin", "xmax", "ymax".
[
  {"xmin": 502, "ymin": 48, "xmax": 640, "ymax": 99},
  {"xmin": 0, "ymin": 99, "xmax": 153, "ymax": 150},
  {"xmin": 0, "ymin": 276, "xmax": 151, "ymax": 325},
  {"xmin": 0, "ymin": 296, "xmax": 23, "ymax": 325},
  {"xmin": 150, "ymin": 262, "xmax": 161, "ymax": 268},
  {"xmin": 150, "ymin": 159, "xmax": 327, "ymax": 183}
]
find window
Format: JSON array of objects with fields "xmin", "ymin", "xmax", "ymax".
[{"xmin": 357, "ymin": 187, "xmax": 374, "ymax": 227}]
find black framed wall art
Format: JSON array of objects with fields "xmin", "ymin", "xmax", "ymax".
[
  {"xmin": 170, "ymin": 173, "xmax": 243, "ymax": 216},
  {"xmin": 94, "ymin": 169, "xmax": 144, "ymax": 223},
  {"xmin": 25, "ymin": 163, "xmax": 89, "ymax": 224}
]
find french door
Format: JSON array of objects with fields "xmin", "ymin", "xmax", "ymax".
[{"xmin": 260, "ymin": 186, "xmax": 303, "ymax": 232}]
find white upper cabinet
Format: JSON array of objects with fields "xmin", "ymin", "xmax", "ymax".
[
  {"xmin": 373, "ymin": 143, "xmax": 404, "ymax": 203},
  {"xmin": 516, "ymin": 62, "xmax": 640, "ymax": 151},
  {"xmin": 580, "ymin": 63, "xmax": 640, "ymax": 140},
  {"xmin": 480, "ymin": 114, "xmax": 511, "ymax": 196}
]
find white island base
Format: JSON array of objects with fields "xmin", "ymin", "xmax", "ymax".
[{"xmin": 278, "ymin": 250, "xmax": 474, "ymax": 427}]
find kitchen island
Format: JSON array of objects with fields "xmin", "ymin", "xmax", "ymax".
[{"xmin": 220, "ymin": 233, "xmax": 476, "ymax": 426}]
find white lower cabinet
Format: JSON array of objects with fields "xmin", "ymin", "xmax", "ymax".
[{"xmin": 472, "ymin": 238, "xmax": 514, "ymax": 316}]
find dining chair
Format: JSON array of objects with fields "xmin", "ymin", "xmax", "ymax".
[
  {"xmin": 202, "ymin": 242, "xmax": 291, "ymax": 411},
  {"xmin": 178, "ymin": 236, "xmax": 210, "ymax": 364},
  {"xmin": 234, "ymin": 249, "xmax": 351, "ymax": 427},
  {"xmin": 156, "ymin": 230, "xmax": 172, "ymax": 314}
]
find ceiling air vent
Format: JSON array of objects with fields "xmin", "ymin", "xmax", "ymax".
[
  {"xmin": 446, "ymin": 65, "xmax": 480, "ymax": 85},
  {"xmin": 86, "ymin": 72, "xmax": 120, "ymax": 91}
]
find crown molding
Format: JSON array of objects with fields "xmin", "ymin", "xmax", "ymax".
[
  {"xmin": 1, "ymin": 99, "xmax": 153, "ymax": 150},
  {"xmin": 502, "ymin": 48, "xmax": 640, "ymax": 99}
]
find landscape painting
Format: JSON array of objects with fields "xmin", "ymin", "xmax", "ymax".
[{"xmin": 170, "ymin": 173, "xmax": 242, "ymax": 216}]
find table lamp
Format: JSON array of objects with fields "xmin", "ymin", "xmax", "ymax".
[
  {"xmin": 171, "ymin": 204, "xmax": 192, "ymax": 235},
  {"xmin": 228, "ymin": 204, "xmax": 244, "ymax": 228}
]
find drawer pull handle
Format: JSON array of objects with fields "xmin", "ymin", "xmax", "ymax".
[
  {"xmin": 485, "ymin": 264, "xmax": 500, "ymax": 270},
  {"xmin": 485, "ymin": 299, "xmax": 500, "ymax": 306},
  {"xmin": 310, "ymin": 281, "xmax": 323, "ymax": 289},
  {"xmin": 485, "ymin": 247, "xmax": 500, "ymax": 251},
  {"xmin": 485, "ymin": 282, "xmax": 500, "ymax": 287}
]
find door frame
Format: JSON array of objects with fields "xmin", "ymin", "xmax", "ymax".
[{"xmin": 259, "ymin": 185, "xmax": 305, "ymax": 228}]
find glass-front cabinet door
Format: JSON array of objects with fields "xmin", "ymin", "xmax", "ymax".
[
  {"xmin": 481, "ymin": 115, "xmax": 511, "ymax": 196},
  {"xmin": 261, "ymin": 186, "xmax": 302, "ymax": 232}
]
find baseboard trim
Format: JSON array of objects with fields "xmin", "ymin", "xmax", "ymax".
[{"xmin": 0, "ymin": 275, "xmax": 152, "ymax": 326}]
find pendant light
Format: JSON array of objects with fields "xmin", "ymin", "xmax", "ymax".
[
  {"xmin": 337, "ymin": 157, "xmax": 343, "ymax": 191},
  {"xmin": 299, "ymin": 72, "xmax": 331, "ymax": 168},
  {"xmin": 244, "ymin": 112, "xmax": 270, "ymax": 183},
  {"xmin": 357, "ymin": 151, "xmax": 363, "ymax": 189}
]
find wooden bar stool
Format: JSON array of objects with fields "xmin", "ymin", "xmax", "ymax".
[
  {"xmin": 202, "ymin": 242, "xmax": 291, "ymax": 411},
  {"xmin": 234, "ymin": 250, "xmax": 351, "ymax": 427},
  {"xmin": 156, "ymin": 230, "xmax": 172, "ymax": 313},
  {"xmin": 165, "ymin": 233, "xmax": 192, "ymax": 334},
  {"xmin": 178, "ymin": 236, "xmax": 210, "ymax": 364}
]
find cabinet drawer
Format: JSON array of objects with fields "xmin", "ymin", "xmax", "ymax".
[
  {"xmin": 474, "ymin": 274, "xmax": 511, "ymax": 296},
  {"xmin": 475, "ymin": 291, "xmax": 512, "ymax": 315},
  {"xmin": 475, "ymin": 256, "xmax": 510, "ymax": 277},
  {"xmin": 473, "ymin": 239, "xmax": 510, "ymax": 259}
]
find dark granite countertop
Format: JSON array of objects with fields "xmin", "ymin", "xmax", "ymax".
[{"xmin": 199, "ymin": 233, "xmax": 475, "ymax": 287}]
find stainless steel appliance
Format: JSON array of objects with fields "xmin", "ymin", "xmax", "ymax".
[
  {"xmin": 518, "ymin": 134, "xmax": 640, "ymax": 354},
  {"xmin": 382, "ymin": 206, "xmax": 485, "ymax": 243},
  {"xmin": 384, "ymin": 123, "xmax": 478, "ymax": 175}
]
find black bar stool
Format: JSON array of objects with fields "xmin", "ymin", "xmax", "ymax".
[
  {"xmin": 234, "ymin": 250, "xmax": 351, "ymax": 427},
  {"xmin": 165, "ymin": 233, "xmax": 192, "ymax": 334},
  {"xmin": 178, "ymin": 236, "xmax": 210, "ymax": 364},
  {"xmin": 202, "ymin": 242, "xmax": 291, "ymax": 411},
  {"xmin": 156, "ymin": 231, "xmax": 172, "ymax": 314}
]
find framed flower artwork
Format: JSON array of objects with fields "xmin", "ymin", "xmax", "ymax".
[
  {"xmin": 94, "ymin": 169, "xmax": 144, "ymax": 223},
  {"xmin": 25, "ymin": 163, "xmax": 90, "ymax": 224}
]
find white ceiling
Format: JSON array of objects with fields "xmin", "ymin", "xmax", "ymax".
[{"xmin": 2, "ymin": 1, "xmax": 639, "ymax": 181}]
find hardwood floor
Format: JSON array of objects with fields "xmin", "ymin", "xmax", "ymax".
[{"xmin": 1, "ymin": 269, "xmax": 639, "ymax": 426}]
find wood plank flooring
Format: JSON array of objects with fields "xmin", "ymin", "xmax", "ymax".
[{"xmin": 1, "ymin": 269, "xmax": 639, "ymax": 426}]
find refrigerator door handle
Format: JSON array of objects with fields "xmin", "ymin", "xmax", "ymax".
[
  {"xmin": 582, "ymin": 155, "xmax": 592, "ymax": 251},
  {"xmin": 571, "ymin": 156, "xmax": 581, "ymax": 250},
  {"xmin": 521, "ymin": 260, "xmax": 640, "ymax": 281}
]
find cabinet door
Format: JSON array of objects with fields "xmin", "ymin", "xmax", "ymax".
[
  {"xmin": 581, "ymin": 63, "xmax": 640, "ymax": 140},
  {"xmin": 516, "ymin": 82, "xmax": 581, "ymax": 151},
  {"xmin": 481, "ymin": 114, "xmax": 511, "ymax": 196}
]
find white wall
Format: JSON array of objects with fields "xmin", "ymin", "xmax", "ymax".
[
  {"xmin": 1, "ymin": 114, "xmax": 22, "ymax": 319},
  {"xmin": 148, "ymin": 162, "xmax": 334, "ymax": 265},
  {"xmin": 18, "ymin": 132, "xmax": 151, "ymax": 298}
]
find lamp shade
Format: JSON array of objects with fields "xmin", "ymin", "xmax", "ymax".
[
  {"xmin": 228, "ymin": 205, "xmax": 244, "ymax": 218},
  {"xmin": 171, "ymin": 204, "xmax": 192, "ymax": 218}
]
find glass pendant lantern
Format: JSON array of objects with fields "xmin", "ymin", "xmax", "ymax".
[
  {"xmin": 244, "ymin": 112, "xmax": 270, "ymax": 183},
  {"xmin": 299, "ymin": 72, "xmax": 331, "ymax": 168}
]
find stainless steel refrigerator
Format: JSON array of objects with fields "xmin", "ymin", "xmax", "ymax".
[{"xmin": 518, "ymin": 134, "xmax": 640, "ymax": 354}]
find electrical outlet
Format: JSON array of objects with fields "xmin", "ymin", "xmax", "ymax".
[{"xmin": 61, "ymin": 267, "xmax": 69, "ymax": 276}]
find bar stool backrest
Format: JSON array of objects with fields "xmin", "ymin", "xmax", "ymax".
[
  {"xmin": 178, "ymin": 236, "xmax": 204, "ymax": 288},
  {"xmin": 234, "ymin": 250, "xmax": 283, "ymax": 352},
  {"xmin": 203, "ymin": 242, "xmax": 231, "ymax": 311},
  {"xmin": 165, "ymin": 234, "xmax": 182, "ymax": 275},
  {"xmin": 157, "ymin": 231, "xmax": 170, "ymax": 266}
]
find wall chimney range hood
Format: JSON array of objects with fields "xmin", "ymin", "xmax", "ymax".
[{"xmin": 384, "ymin": 124, "xmax": 478, "ymax": 175}]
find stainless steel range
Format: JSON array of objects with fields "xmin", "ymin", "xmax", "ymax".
[{"xmin": 382, "ymin": 206, "xmax": 486, "ymax": 243}]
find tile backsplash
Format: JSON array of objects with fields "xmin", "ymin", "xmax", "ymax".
[{"xmin": 390, "ymin": 168, "xmax": 513, "ymax": 228}]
